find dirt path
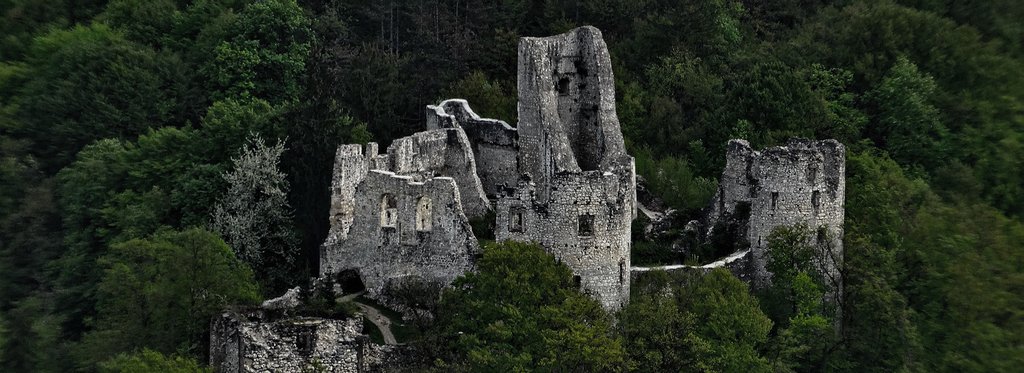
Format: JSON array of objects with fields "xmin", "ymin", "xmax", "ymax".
[{"xmin": 342, "ymin": 291, "xmax": 398, "ymax": 345}]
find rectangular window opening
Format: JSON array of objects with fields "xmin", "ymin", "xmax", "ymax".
[
  {"xmin": 578, "ymin": 214, "xmax": 595, "ymax": 236},
  {"xmin": 509, "ymin": 207, "xmax": 524, "ymax": 233},
  {"xmin": 812, "ymin": 190, "xmax": 821, "ymax": 213}
]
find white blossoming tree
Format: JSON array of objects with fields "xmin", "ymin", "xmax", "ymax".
[{"xmin": 211, "ymin": 134, "xmax": 298, "ymax": 294}]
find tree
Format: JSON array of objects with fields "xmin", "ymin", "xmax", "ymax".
[
  {"xmin": 76, "ymin": 228, "xmax": 259, "ymax": 369},
  {"xmin": 14, "ymin": 23, "xmax": 184, "ymax": 172},
  {"xmin": 98, "ymin": 0, "xmax": 178, "ymax": 48},
  {"xmin": 443, "ymin": 71, "xmax": 516, "ymax": 123},
  {"xmin": 431, "ymin": 241, "xmax": 626, "ymax": 372},
  {"xmin": 758, "ymin": 225, "xmax": 842, "ymax": 372},
  {"xmin": 620, "ymin": 269, "xmax": 773, "ymax": 372},
  {"xmin": 211, "ymin": 134, "xmax": 299, "ymax": 295},
  {"xmin": 865, "ymin": 56, "xmax": 947, "ymax": 170},
  {"xmin": 99, "ymin": 349, "xmax": 211, "ymax": 373},
  {"xmin": 680, "ymin": 269, "xmax": 773, "ymax": 372},
  {"xmin": 205, "ymin": 0, "xmax": 313, "ymax": 104}
]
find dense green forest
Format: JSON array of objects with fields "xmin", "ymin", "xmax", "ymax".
[{"xmin": 1, "ymin": 0, "xmax": 1022, "ymax": 371}]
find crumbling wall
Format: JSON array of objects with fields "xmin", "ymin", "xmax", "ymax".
[
  {"xmin": 708, "ymin": 139, "xmax": 845, "ymax": 288},
  {"xmin": 324, "ymin": 125, "xmax": 490, "ymax": 250},
  {"xmin": 495, "ymin": 168, "xmax": 635, "ymax": 310},
  {"xmin": 210, "ymin": 311, "xmax": 418, "ymax": 373},
  {"xmin": 516, "ymin": 26, "xmax": 628, "ymax": 201},
  {"xmin": 428, "ymin": 99, "xmax": 519, "ymax": 198},
  {"xmin": 322, "ymin": 26, "xmax": 637, "ymax": 313},
  {"xmin": 320, "ymin": 171, "xmax": 479, "ymax": 304},
  {"xmin": 385, "ymin": 127, "xmax": 491, "ymax": 219}
]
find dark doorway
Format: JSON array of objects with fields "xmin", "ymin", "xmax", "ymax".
[{"xmin": 336, "ymin": 269, "xmax": 366, "ymax": 294}]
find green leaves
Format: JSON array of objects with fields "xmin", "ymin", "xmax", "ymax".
[
  {"xmin": 432, "ymin": 241, "xmax": 625, "ymax": 372},
  {"xmin": 78, "ymin": 228, "xmax": 259, "ymax": 369},
  {"xmin": 865, "ymin": 56, "xmax": 948, "ymax": 170},
  {"xmin": 206, "ymin": 0, "xmax": 312, "ymax": 104},
  {"xmin": 211, "ymin": 134, "xmax": 298, "ymax": 295},
  {"xmin": 621, "ymin": 269, "xmax": 772, "ymax": 372},
  {"xmin": 99, "ymin": 349, "xmax": 210, "ymax": 373},
  {"xmin": 17, "ymin": 24, "xmax": 181, "ymax": 172}
]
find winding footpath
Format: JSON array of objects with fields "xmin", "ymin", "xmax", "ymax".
[{"xmin": 341, "ymin": 291, "xmax": 398, "ymax": 345}]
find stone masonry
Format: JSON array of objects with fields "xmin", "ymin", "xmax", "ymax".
[
  {"xmin": 320, "ymin": 26, "xmax": 636, "ymax": 311},
  {"xmin": 318, "ymin": 122, "xmax": 488, "ymax": 306},
  {"xmin": 490, "ymin": 26, "xmax": 636, "ymax": 311},
  {"xmin": 214, "ymin": 25, "xmax": 847, "ymax": 373},
  {"xmin": 707, "ymin": 139, "xmax": 845, "ymax": 288},
  {"xmin": 210, "ymin": 310, "xmax": 414, "ymax": 373}
]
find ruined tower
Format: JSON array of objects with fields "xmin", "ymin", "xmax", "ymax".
[
  {"xmin": 492, "ymin": 27, "xmax": 636, "ymax": 311},
  {"xmin": 708, "ymin": 139, "xmax": 845, "ymax": 289}
]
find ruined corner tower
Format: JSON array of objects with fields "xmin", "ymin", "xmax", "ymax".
[{"xmin": 708, "ymin": 139, "xmax": 845, "ymax": 289}]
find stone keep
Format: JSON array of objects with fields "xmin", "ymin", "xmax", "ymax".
[
  {"xmin": 494, "ymin": 26, "xmax": 636, "ymax": 311},
  {"xmin": 708, "ymin": 139, "xmax": 845, "ymax": 288},
  {"xmin": 320, "ymin": 26, "xmax": 636, "ymax": 311}
]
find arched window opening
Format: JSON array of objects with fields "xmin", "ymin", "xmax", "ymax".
[
  {"xmin": 416, "ymin": 196, "xmax": 432, "ymax": 231},
  {"xmin": 509, "ymin": 207, "xmax": 524, "ymax": 233},
  {"xmin": 380, "ymin": 194, "xmax": 398, "ymax": 228}
]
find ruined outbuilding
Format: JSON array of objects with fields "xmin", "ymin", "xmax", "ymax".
[
  {"xmin": 319, "ymin": 26, "xmax": 636, "ymax": 311},
  {"xmin": 210, "ymin": 310, "xmax": 414, "ymax": 372}
]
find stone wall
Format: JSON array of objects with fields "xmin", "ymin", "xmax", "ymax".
[
  {"xmin": 495, "ymin": 168, "xmax": 635, "ymax": 310},
  {"xmin": 210, "ymin": 311, "xmax": 417, "ymax": 373},
  {"xmin": 516, "ymin": 26, "xmax": 628, "ymax": 201},
  {"xmin": 321, "ymin": 26, "xmax": 637, "ymax": 312},
  {"xmin": 488, "ymin": 26, "xmax": 635, "ymax": 311},
  {"xmin": 427, "ymin": 99, "xmax": 520, "ymax": 198},
  {"xmin": 708, "ymin": 139, "xmax": 845, "ymax": 288},
  {"xmin": 321, "ymin": 170, "xmax": 479, "ymax": 303},
  {"xmin": 324, "ymin": 125, "xmax": 490, "ymax": 248}
]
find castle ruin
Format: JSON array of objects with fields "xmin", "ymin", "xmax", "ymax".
[
  {"xmin": 211, "ymin": 26, "xmax": 848, "ymax": 373},
  {"xmin": 319, "ymin": 26, "xmax": 636, "ymax": 311}
]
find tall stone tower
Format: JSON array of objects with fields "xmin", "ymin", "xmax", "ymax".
[{"xmin": 493, "ymin": 26, "xmax": 637, "ymax": 311}]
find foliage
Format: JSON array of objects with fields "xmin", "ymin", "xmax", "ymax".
[
  {"xmin": 430, "ymin": 241, "xmax": 626, "ymax": 372},
  {"xmin": 206, "ymin": 0, "xmax": 312, "ymax": 104},
  {"xmin": 865, "ymin": 56, "xmax": 948, "ymax": 170},
  {"xmin": 77, "ymin": 228, "xmax": 259, "ymax": 368},
  {"xmin": 620, "ymin": 269, "xmax": 772, "ymax": 372},
  {"xmin": 443, "ymin": 71, "xmax": 516, "ymax": 123},
  {"xmin": 633, "ymin": 148, "xmax": 718, "ymax": 215},
  {"xmin": 98, "ymin": 349, "xmax": 211, "ymax": 373},
  {"xmin": 211, "ymin": 134, "xmax": 298, "ymax": 295},
  {"xmin": 12, "ymin": 23, "xmax": 183, "ymax": 172}
]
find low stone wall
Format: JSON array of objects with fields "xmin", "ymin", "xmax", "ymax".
[{"xmin": 210, "ymin": 310, "xmax": 419, "ymax": 372}]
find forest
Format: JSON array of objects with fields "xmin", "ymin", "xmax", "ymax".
[{"xmin": 0, "ymin": 0, "xmax": 1022, "ymax": 371}]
